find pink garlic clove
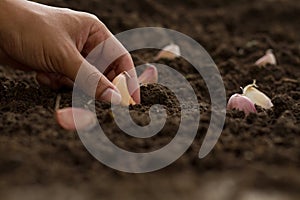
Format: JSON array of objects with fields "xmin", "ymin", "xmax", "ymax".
[
  {"xmin": 227, "ymin": 94, "xmax": 257, "ymax": 115},
  {"xmin": 56, "ymin": 107, "xmax": 97, "ymax": 131},
  {"xmin": 112, "ymin": 72, "xmax": 136, "ymax": 106},
  {"xmin": 138, "ymin": 64, "xmax": 158, "ymax": 84},
  {"xmin": 242, "ymin": 80, "xmax": 273, "ymax": 109},
  {"xmin": 155, "ymin": 43, "xmax": 181, "ymax": 60},
  {"xmin": 255, "ymin": 49, "xmax": 277, "ymax": 67}
]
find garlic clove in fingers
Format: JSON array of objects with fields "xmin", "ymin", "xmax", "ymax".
[
  {"xmin": 138, "ymin": 64, "xmax": 158, "ymax": 84},
  {"xmin": 242, "ymin": 80, "xmax": 273, "ymax": 109},
  {"xmin": 112, "ymin": 72, "xmax": 136, "ymax": 106},
  {"xmin": 227, "ymin": 94, "xmax": 257, "ymax": 115}
]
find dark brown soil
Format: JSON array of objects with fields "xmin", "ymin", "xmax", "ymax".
[{"xmin": 1, "ymin": 0, "xmax": 300, "ymax": 199}]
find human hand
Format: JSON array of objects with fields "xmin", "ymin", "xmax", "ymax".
[{"xmin": 0, "ymin": 0, "xmax": 140, "ymax": 104}]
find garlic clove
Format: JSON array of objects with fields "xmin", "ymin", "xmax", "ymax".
[
  {"xmin": 227, "ymin": 94, "xmax": 257, "ymax": 115},
  {"xmin": 138, "ymin": 64, "xmax": 158, "ymax": 84},
  {"xmin": 155, "ymin": 43, "xmax": 181, "ymax": 60},
  {"xmin": 242, "ymin": 80, "xmax": 273, "ymax": 109},
  {"xmin": 255, "ymin": 49, "xmax": 277, "ymax": 67},
  {"xmin": 112, "ymin": 72, "xmax": 136, "ymax": 106},
  {"xmin": 56, "ymin": 107, "xmax": 97, "ymax": 131}
]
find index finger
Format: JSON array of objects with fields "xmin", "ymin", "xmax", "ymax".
[{"xmin": 84, "ymin": 32, "xmax": 140, "ymax": 103}]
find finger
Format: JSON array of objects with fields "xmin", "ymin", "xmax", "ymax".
[
  {"xmin": 83, "ymin": 27, "xmax": 140, "ymax": 103},
  {"xmin": 36, "ymin": 72, "xmax": 73, "ymax": 90},
  {"xmin": 80, "ymin": 19, "xmax": 140, "ymax": 103},
  {"xmin": 81, "ymin": 20, "xmax": 111, "ymax": 59},
  {"xmin": 106, "ymin": 70, "xmax": 116, "ymax": 81},
  {"xmin": 61, "ymin": 47, "xmax": 121, "ymax": 104}
]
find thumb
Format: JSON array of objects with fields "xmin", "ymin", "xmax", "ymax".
[{"xmin": 61, "ymin": 48, "xmax": 122, "ymax": 104}]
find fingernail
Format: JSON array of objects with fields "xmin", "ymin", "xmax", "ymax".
[{"xmin": 100, "ymin": 88, "xmax": 122, "ymax": 105}]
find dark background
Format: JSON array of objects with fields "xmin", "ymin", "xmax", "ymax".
[{"xmin": 0, "ymin": 0, "xmax": 299, "ymax": 199}]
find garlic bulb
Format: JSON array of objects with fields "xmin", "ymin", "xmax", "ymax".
[
  {"xmin": 155, "ymin": 43, "xmax": 181, "ymax": 60},
  {"xmin": 138, "ymin": 64, "xmax": 158, "ymax": 84},
  {"xmin": 255, "ymin": 49, "xmax": 277, "ymax": 67},
  {"xmin": 227, "ymin": 94, "xmax": 257, "ymax": 115},
  {"xmin": 56, "ymin": 107, "xmax": 97, "ymax": 131},
  {"xmin": 112, "ymin": 72, "xmax": 136, "ymax": 106},
  {"xmin": 242, "ymin": 80, "xmax": 273, "ymax": 109}
]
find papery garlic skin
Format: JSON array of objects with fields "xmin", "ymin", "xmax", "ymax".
[
  {"xmin": 138, "ymin": 64, "xmax": 158, "ymax": 84},
  {"xmin": 227, "ymin": 94, "xmax": 257, "ymax": 115},
  {"xmin": 242, "ymin": 80, "xmax": 273, "ymax": 109},
  {"xmin": 255, "ymin": 49, "xmax": 277, "ymax": 67},
  {"xmin": 56, "ymin": 107, "xmax": 97, "ymax": 131},
  {"xmin": 112, "ymin": 72, "xmax": 136, "ymax": 106},
  {"xmin": 155, "ymin": 43, "xmax": 181, "ymax": 60}
]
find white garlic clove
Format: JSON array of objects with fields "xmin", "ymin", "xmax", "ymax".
[
  {"xmin": 242, "ymin": 80, "xmax": 273, "ymax": 109},
  {"xmin": 255, "ymin": 49, "xmax": 277, "ymax": 67},
  {"xmin": 56, "ymin": 107, "xmax": 97, "ymax": 131},
  {"xmin": 227, "ymin": 94, "xmax": 257, "ymax": 115},
  {"xmin": 112, "ymin": 72, "xmax": 136, "ymax": 106},
  {"xmin": 155, "ymin": 43, "xmax": 181, "ymax": 60},
  {"xmin": 138, "ymin": 64, "xmax": 158, "ymax": 85}
]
